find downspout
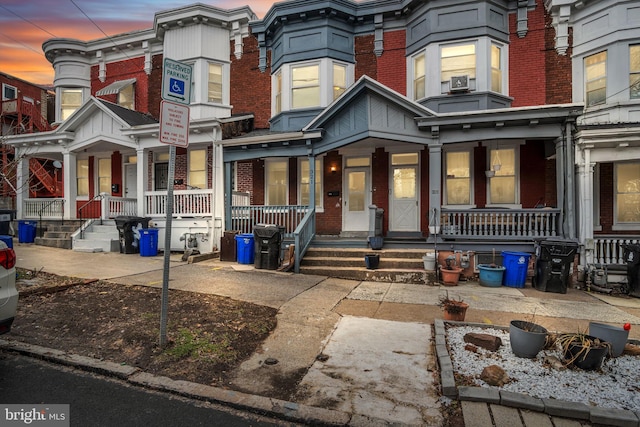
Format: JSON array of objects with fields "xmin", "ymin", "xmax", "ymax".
[{"xmin": 564, "ymin": 120, "xmax": 576, "ymax": 239}]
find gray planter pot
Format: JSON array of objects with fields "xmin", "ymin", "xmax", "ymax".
[
  {"xmin": 589, "ymin": 322, "xmax": 628, "ymax": 357},
  {"xmin": 510, "ymin": 320, "xmax": 548, "ymax": 358}
]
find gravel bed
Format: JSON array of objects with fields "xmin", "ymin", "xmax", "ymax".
[{"xmin": 447, "ymin": 325, "xmax": 640, "ymax": 411}]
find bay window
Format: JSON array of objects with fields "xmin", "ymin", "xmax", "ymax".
[
  {"xmin": 630, "ymin": 45, "xmax": 640, "ymax": 99},
  {"xmin": 441, "ymin": 44, "xmax": 476, "ymax": 86},
  {"xmin": 61, "ymin": 88, "xmax": 83, "ymax": 120},
  {"xmin": 208, "ymin": 63, "xmax": 223, "ymax": 104},
  {"xmin": 413, "ymin": 53, "xmax": 426, "ymax": 100},
  {"xmin": 491, "ymin": 44, "xmax": 502, "ymax": 93},
  {"xmin": 585, "ymin": 51, "xmax": 607, "ymax": 106},
  {"xmin": 292, "ymin": 64, "xmax": 320, "ymax": 109},
  {"xmin": 333, "ymin": 64, "xmax": 347, "ymax": 100}
]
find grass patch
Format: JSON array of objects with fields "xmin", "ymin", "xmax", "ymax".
[{"xmin": 165, "ymin": 328, "xmax": 236, "ymax": 363}]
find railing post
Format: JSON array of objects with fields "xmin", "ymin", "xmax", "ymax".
[{"xmin": 100, "ymin": 192, "xmax": 109, "ymax": 223}]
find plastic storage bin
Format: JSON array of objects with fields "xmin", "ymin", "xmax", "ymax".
[
  {"xmin": 501, "ymin": 251, "xmax": 531, "ymax": 288},
  {"xmin": 139, "ymin": 228, "xmax": 159, "ymax": 257},
  {"xmin": 18, "ymin": 220, "xmax": 37, "ymax": 243},
  {"xmin": 235, "ymin": 233, "xmax": 255, "ymax": 264}
]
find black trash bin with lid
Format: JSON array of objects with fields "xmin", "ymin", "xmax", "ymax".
[
  {"xmin": 115, "ymin": 216, "xmax": 150, "ymax": 254},
  {"xmin": 533, "ymin": 238, "xmax": 579, "ymax": 293},
  {"xmin": 253, "ymin": 224, "xmax": 282, "ymax": 270},
  {"xmin": 621, "ymin": 243, "xmax": 640, "ymax": 298}
]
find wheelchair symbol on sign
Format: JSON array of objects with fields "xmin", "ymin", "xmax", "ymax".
[{"xmin": 168, "ymin": 78, "xmax": 185, "ymax": 99}]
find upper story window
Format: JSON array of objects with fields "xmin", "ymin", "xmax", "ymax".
[
  {"xmin": 265, "ymin": 159, "xmax": 288, "ymax": 205},
  {"xmin": 585, "ymin": 51, "xmax": 607, "ymax": 106},
  {"xmin": 491, "ymin": 44, "xmax": 502, "ymax": 93},
  {"xmin": 615, "ymin": 162, "xmax": 640, "ymax": 225},
  {"xmin": 487, "ymin": 146, "xmax": 519, "ymax": 206},
  {"xmin": 189, "ymin": 149, "xmax": 206, "ymax": 189},
  {"xmin": 208, "ymin": 63, "xmax": 223, "ymax": 104},
  {"xmin": 413, "ymin": 53, "xmax": 426, "ymax": 100},
  {"xmin": 2, "ymin": 84, "xmax": 16, "ymax": 100},
  {"xmin": 118, "ymin": 84, "xmax": 134, "ymax": 110},
  {"xmin": 272, "ymin": 59, "xmax": 354, "ymax": 116},
  {"xmin": 441, "ymin": 44, "xmax": 476, "ymax": 88},
  {"xmin": 444, "ymin": 150, "xmax": 472, "ymax": 206},
  {"xmin": 630, "ymin": 45, "xmax": 640, "ymax": 99},
  {"xmin": 292, "ymin": 64, "xmax": 320, "ymax": 109},
  {"xmin": 61, "ymin": 88, "xmax": 83, "ymax": 121}
]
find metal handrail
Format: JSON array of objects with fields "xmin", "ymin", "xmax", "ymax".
[
  {"xmin": 37, "ymin": 199, "xmax": 64, "ymax": 239},
  {"xmin": 78, "ymin": 193, "xmax": 106, "ymax": 239}
]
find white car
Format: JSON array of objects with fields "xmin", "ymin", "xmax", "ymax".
[{"xmin": 0, "ymin": 240, "xmax": 17, "ymax": 334}]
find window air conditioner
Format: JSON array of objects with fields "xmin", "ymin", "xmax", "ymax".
[{"xmin": 450, "ymin": 75, "xmax": 469, "ymax": 92}]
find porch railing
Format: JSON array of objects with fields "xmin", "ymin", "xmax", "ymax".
[
  {"xmin": 104, "ymin": 196, "xmax": 137, "ymax": 218},
  {"xmin": 231, "ymin": 205, "xmax": 310, "ymax": 237},
  {"xmin": 440, "ymin": 208, "xmax": 561, "ymax": 240},
  {"xmin": 294, "ymin": 208, "xmax": 315, "ymax": 273},
  {"xmin": 24, "ymin": 198, "xmax": 64, "ymax": 219},
  {"xmin": 593, "ymin": 236, "xmax": 640, "ymax": 265},
  {"xmin": 145, "ymin": 189, "xmax": 213, "ymax": 217}
]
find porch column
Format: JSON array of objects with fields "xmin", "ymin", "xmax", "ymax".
[
  {"xmin": 308, "ymin": 154, "xmax": 316, "ymax": 210},
  {"xmin": 427, "ymin": 142, "xmax": 443, "ymax": 243},
  {"xmin": 577, "ymin": 147, "xmax": 595, "ymax": 265},
  {"xmin": 564, "ymin": 121, "xmax": 577, "ymax": 239},
  {"xmin": 224, "ymin": 161, "xmax": 232, "ymax": 231},
  {"xmin": 555, "ymin": 137, "xmax": 566, "ymax": 237},
  {"xmin": 14, "ymin": 148, "xmax": 29, "ymax": 219},
  {"xmin": 136, "ymin": 148, "xmax": 145, "ymax": 217},
  {"xmin": 62, "ymin": 150, "xmax": 77, "ymax": 220},
  {"xmin": 212, "ymin": 141, "xmax": 224, "ymax": 245}
]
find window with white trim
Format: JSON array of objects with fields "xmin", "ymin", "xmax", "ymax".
[
  {"xmin": 487, "ymin": 147, "xmax": 519, "ymax": 206},
  {"xmin": 491, "ymin": 44, "xmax": 502, "ymax": 93},
  {"xmin": 292, "ymin": 64, "xmax": 320, "ymax": 109},
  {"xmin": 615, "ymin": 162, "xmax": 640, "ymax": 224},
  {"xmin": 61, "ymin": 88, "xmax": 83, "ymax": 120},
  {"xmin": 2, "ymin": 84, "xmax": 16, "ymax": 100},
  {"xmin": 333, "ymin": 64, "xmax": 347, "ymax": 100},
  {"xmin": 444, "ymin": 150, "xmax": 472, "ymax": 206},
  {"xmin": 299, "ymin": 158, "xmax": 323, "ymax": 210},
  {"xmin": 413, "ymin": 53, "xmax": 426, "ymax": 100},
  {"xmin": 98, "ymin": 158, "xmax": 111, "ymax": 194},
  {"xmin": 189, "ymin": 149, "xmax": 206, "ymax": 189},
  {"xmin": 208, "ymin": 63, "xmax": 223, "ymax": 104},
  {"xmin": 630, "ymin": 45, "xmax": 640, "ymax": 99},
  {"xmin": 585, "ymin": 51, "xmax": 607, "ymax": 106},
  {"xmin": 274, "ymin": 70, "xmax": 282, "ymax": 114},
  {"xmin": 265, "ymin": 159, "xmax": 288, "ymax": 205},
  {"xmin": 441, "ymin": 43, "xmax": 476, "ymax": 86},
  {"xmin": 118, "ymin": 84, "xmax": 134, "ymax": 110},
  {"xmin": 77, "ymin": 159, "xmax": 89, "ymax": 197}
]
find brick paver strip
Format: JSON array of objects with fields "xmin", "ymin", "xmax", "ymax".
[
  {"xmin": 520, "ymin": 410, "xmax": 554, "ymax": 427},
  {"xmin": 490, "ymin": 404, "xmax": 524, "ymax": 427},
  {"xmin": 461, "ymin": 401, "xmax": 492, "ymax": 427}
]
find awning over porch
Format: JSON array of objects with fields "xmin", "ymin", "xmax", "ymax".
[{"xmin": 96, "ymin": 78, "xmax": 136, "ymax": 96}]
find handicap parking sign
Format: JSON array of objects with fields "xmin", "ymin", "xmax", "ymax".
[
  {"xmin": 169, "ymin": 78, "xmax": 185, "ymax": 96},
  {"xmin": 162, "ymin": 58, "xmax": 192, "ymax": 105}
]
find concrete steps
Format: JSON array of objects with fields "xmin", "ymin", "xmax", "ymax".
[
  {"xmin": 73, "ymin": 220, "xmax": 119, "ymax": 253},
  {"xmin": 33, "ymin": 220, "xmax": 84, "ymax": 250},
  {"xmin": 299, "ymin": 247, "xmax": 437, "ymax": 284}
]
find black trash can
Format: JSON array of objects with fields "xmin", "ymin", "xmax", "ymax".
[
  {"xmin": 115, "ymin": 216, "xmax": 150, "ymax": 254},
  {"xmin": 0, "ymin": 210, "xmax": 15, "ymax": 236},
  {"xmin": 220, "ymin": 230, "xmax": 240, "ymax": 262},
  {"xmin": 621, "ymin": 243, "xmax": 640, "ymax": 298},
  {"xmin": 533, "ymin": 239, "xmax": 579, "ymax": 293},
  {"xmin": 253, "ymin": 224, "xmax": 282, "ymax": 270}
]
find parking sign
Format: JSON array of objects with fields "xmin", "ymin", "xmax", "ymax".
[{"xmin": 162, "ymin": 58, "xmax": 192, "ymax": 105}]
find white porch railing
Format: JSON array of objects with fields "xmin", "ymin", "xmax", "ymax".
[
  {"xmin": 440, "ymin": 208, "xmax": 561, "ymax": 240},
  {"xmin": 231, "ymin": 205, "xmax": 310, "ymax": 237},
  {"xmin": 593, "ymin": 236, "xmax": 640, "ymax": 265},
  {"xmin": 104, "ymin": 196, "xmax": 137, "ymax": 218},
  {"xmin": 24, "ymin": 198, "xmax": 64, "ymax": 219},
  {"xmin": 145, "ymin": 189, "xmax": 213, "ymax": 217}
]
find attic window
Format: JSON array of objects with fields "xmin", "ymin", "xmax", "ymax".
[{"xmin": 96, "ymin": 78, "xmax": 137, "ymax": 96}]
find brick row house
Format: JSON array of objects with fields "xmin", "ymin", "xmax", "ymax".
[{"xmin": 4, "ymin": 0, "xmax": 639, "ymax": 281}]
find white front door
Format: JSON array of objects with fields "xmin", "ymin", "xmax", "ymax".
[
  {"xmin": 125, "ymin": 164, "xmax": 137, "ymax": 199},
  {"xmin": 343, "ymin": 166, "xmax": 370, "ymax": 232},
  {"xmin": 390, "ymin": 158, "xmax": 419, "ymax": 232}
]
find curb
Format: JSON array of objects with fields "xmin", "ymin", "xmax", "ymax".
[
  {"xmin": 434, "ymin": 319, "xmax": 640, "ymax": 427},
  {"xmin": 0, "ymin": 339, "xmax": 351, "ymax": 426}
]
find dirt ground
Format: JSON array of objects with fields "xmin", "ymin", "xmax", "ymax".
[{"xmin": 9, "ymin": 268, "xmax": 278, "ymax": 391}]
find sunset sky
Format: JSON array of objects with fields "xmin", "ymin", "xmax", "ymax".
[{"xmin": 0, "ymin": 0, "xmax": 274, "ymax": 86}]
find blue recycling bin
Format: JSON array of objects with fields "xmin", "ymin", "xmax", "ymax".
[
  {"xmin": 235, "ymin": 233, "xmax": 255, "ymax": 264},
  {"xmin": 0, "ymin": 235, "xmax": 13, "ymax": 248},
  {"xmin": 501, "ymin": 251, "xmax": 532, "ymax": 288},
  {"xmin": 140, "ymin": 228, "xmax": 159, "ymax": 257},
  {"xmin": 18, "ymin": 220, "xmax": 37, "ymax": 243}
]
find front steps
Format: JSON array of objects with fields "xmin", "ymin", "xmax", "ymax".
[
  {"xmin": 299, "ymin": 247, "xmax": 438, "ymax": 284},
  {"xmin": 72, "ymin": 219, "xmax": 120, "ymax": 253},
  {"xmin": 33, "ymin": 220, "xmax": 84, "ymax": 249}
]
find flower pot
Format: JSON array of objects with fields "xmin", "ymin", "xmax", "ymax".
[
  {"xmin": 510, "ymin": 320, "xmax": 548, "ymax": 358},
  {"xmin": 423, "ymin": 253, "xmax": 436, "ymax": 270},
  {"xmin": 365, "ymin": 254, "xmax": 380, "ymax": 270},
  {"xmin": 589, "ymin": 322, "xmax": 629, "ymax": 357},
  {"xmin": 443, "ymin": 301, "xmax": 469, "ymax": 321},
  {"xmin": 440, "ymin": 267, "xmax": 463, "ymax": 286},
  {"xmin": 428, "ymin": 225, "xmax": 440, "ymax": 235},
  {"xmin": 560, "ymin": 334, "xmax": 610, "ymax": 370},
  {"xmin": 478, "ymin": 264, "xmax": 506, "ymax": 287}
]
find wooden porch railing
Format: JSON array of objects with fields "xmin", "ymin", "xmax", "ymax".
[
  {"xmin": 439, "ymin": 208, "xmax": 561, "ymax": 240},
  {"xmin": 294, "ymin": 208, "xmax": 315, "ymax": 273},
  {"xmin": 231, "ymin": 205, "xmax": 310, "ymax": 237},
  {"xmin": 593, "ymin": 236, "xmax": 640, "ymax": 265},
  {"xmin": 145, "ymin": 189, "xmax": 213, "ymax": 217},
  {"xmin": 24, "ymin": 198, "xmax": 64, "ymax": 219}
]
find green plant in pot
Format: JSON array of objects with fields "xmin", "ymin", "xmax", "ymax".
[
  {"xmin": 556, "ymin": 332, "xmax": 612, "ymax": 371},
  {"xmin": 438, "ymin": 291, "xmax": 468, "ymax": 321}
]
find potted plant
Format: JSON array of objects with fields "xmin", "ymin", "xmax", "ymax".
[
  {"xmin": 440, "ymin": 255, "xmax": 463, "ymax": 286},
  {"xmin": 438, "ymin": 291, "xmax": 468, "ymax": 321},
  {"xmin": 556, "ymin": 332, "xmax": 612, "ymax": 370},
  {"xmin": 510, "ymin": 319, "xmax": 548, "ymax": 358}
]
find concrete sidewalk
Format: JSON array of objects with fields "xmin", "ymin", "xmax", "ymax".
[{"xmin": 9, "ymin": 243, "xmax": 640, "ymax": 425}]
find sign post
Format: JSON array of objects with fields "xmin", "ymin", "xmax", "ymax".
[{"xmin": 159, "ymin": 59, "xmax": 192, "ymax": 347}]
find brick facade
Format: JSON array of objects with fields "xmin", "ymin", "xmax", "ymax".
[
  {"xmin": 355, "ymin": 34, "xmax": 377, "ymax": 81},
  {"xmin": 376, "ymin": 30, "xmax": 407, "ymax": 95}
]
